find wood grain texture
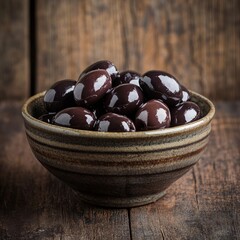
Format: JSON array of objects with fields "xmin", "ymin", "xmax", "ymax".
[
  {"xmin": 36, "ymin": 0, "xmax": 240, "ymax": 100},
  {"xmin": 36, "ymin": 0, "xmax": 124, "ymax": 92},
  {"xmin": 0, "ymin": 102, "xmax": 130, "ymax": 240},
  {"xmin": 0, "ymin": 0, "xmax": 29, "ymax": 100},
  {"xmin": 130, "ymin": 101, "xmax": 240, "ymax": 240},
  {"xmin": 0, "ymin": 101, "xmax": 239, "ymax": 239}
]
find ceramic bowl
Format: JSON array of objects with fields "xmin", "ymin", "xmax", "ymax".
[{"xmin": 22, "ymin": 91, "xmax": 215, "ymax": 208}]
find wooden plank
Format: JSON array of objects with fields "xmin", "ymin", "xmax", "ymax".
[
  {"xmin": 0, "ymin": 101, "xmax": 130, "ymax": 240},
  {"xmin": 121, "ymin": 0, "xmax": 240, "ymax": 100},
  {"xmin": 130, "ymin": 101, "xmax": 240, "ymax": 240},
  {"xmin": 36, "ymin": 0, "xmax": 240, "ymax": 100},
  {"xmin": 36, "ymin": 0, "xmax": 124, "ymax": 93},
  {"xmin": 0, "ymin": 0, "xmax": 29, "ymax": 100}
]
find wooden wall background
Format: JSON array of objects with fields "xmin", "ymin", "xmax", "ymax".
[{"xmin": 0, "ymin": 0, "xmax": 239, "ymax": 101}]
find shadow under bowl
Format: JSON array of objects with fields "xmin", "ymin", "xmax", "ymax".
[{"xmin": 22, "ymin": 91, "xmax": 215, "ymax": 208}]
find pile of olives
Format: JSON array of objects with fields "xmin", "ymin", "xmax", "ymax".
[{"xmin": 39, "ymin": 60, "xmax": 201, "ymax": 132}]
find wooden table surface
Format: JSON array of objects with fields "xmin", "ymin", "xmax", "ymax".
[{"xmin": 0, "ymin": 100, "xmax": 239, "ymax": 240}]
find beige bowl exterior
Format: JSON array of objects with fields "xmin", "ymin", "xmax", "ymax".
[{"xmin": 22, "ymin": 91, "xmax": 215, "ymax": 207}]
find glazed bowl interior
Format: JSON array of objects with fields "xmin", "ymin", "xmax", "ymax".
[
  {"xmin": 22, "ymin": 91, "xmax": 215, "ymax": 207},
  {"xmin": 23, "ymin": 91, "xmax": 214, "ymax": 138}
]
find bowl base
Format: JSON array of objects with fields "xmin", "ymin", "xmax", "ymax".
[{"xmin": 76, "ymin": 191, "xmax": 166, "ymax": 208}]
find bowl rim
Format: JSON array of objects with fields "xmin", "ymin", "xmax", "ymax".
[{"xmin": 22, "ymin": 90, "xmax": 215, "ymax": 139}]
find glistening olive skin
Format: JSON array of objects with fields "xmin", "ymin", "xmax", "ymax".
[
  {"xmin": 140, "ymin": 71, "xmax": 183, "ymax": 106},
  {"xmin": 181, "ymin": 85, "xmax": 190, "ymax": 102},
  {"xmin": 43, "ymin": 79, "xmax": 76, "ymax": 112},
  {"xmin": 95, "ymin": 113, "xmax": 136, "ymax": 132},
  {"xmin": 74, "ymin": 69, "xmax": 112, "ymax": 107},
  {"xmin": 38, "ymin": 113, "xmax": 55, "ymax": 124},
  {"xmin": 40, "ymin": 60, "xmax": 203, "ymax": 132},
  {"xmin": 171, "ymin": 101, "xmax": 201, "ymax": 127},
  {"xmin": 52, "ymin": 107, "xmax": 96, "ymax": 130},
  {"xmin": 114, "ymin": 70, "xmax": 141, "ymax": 87},
  {"xmin": 79, "ymin": 60, "xmax": 119, "ymax": 81},
  {"xmin": 135, "ymin": 100, "xmax": 171, "ymax": 131},
  {"xmin": 103, "ymin": 83, "xmax": 144, "ymax": 117}
]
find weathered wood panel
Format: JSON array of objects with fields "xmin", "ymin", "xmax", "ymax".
[
  {"xmin": 36, "ymin": 0, "xmax": 240, "ymax": 100},
  {"xmin": 0, "ymin": 0, "xmax": 29, "ymax": 100},
  {"xmin": 130, "ymin": 101, "xmax": 240, "ymax": 240},
  {"xmin": 0, "ymin": 102, "xmax": 130, "ymax": 240},
  {"xmin": 36, "ymin": 0, "xmax": 124, "ymax": 93}
]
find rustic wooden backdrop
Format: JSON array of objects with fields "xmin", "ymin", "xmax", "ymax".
[{"xmin": 0, "ymin": 0, "xmax": 239, "ymax": 101}]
